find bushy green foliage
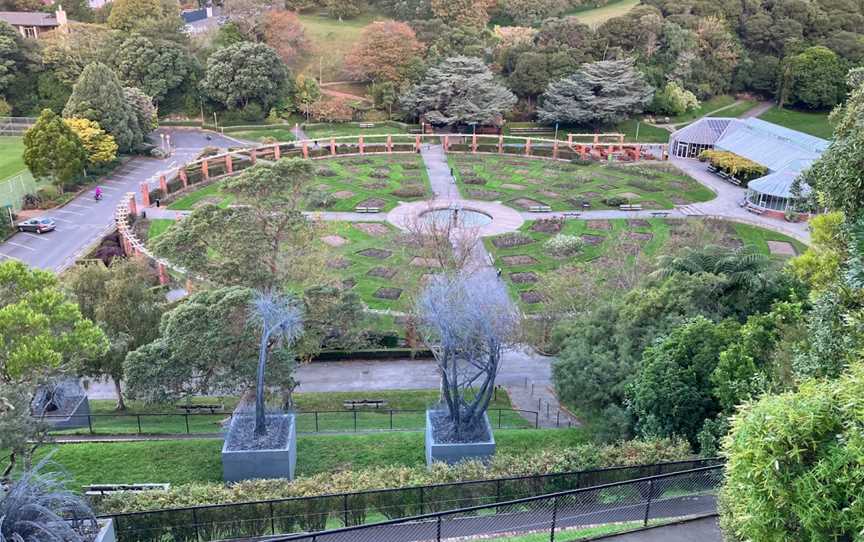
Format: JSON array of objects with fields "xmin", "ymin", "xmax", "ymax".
[
  {"xmin": 721, "ymin": 363, "xmax": 864, "ymax": 542},
  {"xmin": 199, "ymin": 42, "xmax": 288, "ymax": 111},
  {"xmin": 698, "ymin": 150, "xmax": 767, "ymax": 181},
  {"xmin": 783, "ymin": 46, "xmax": 848, "ymax": 109},
  {"xmin": 23, "ymin": 109, "xmax": 87, "ymax": 188},
  {"xmin": 98, "ymin": 437, "xmax": 692, "ymax": 513},
  {"xmin": 651, "ymin": 81, "xmax": 699, "ymax": 116}
]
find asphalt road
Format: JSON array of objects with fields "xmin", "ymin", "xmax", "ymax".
[{"xmin": 0, "ymin": 128, "xmax": 242, "ymax": 272}]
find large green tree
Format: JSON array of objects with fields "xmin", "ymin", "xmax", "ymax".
[
  {"xmin": 0, "ymin": 260, "xmax": 106, "ymax": 384},
  {"xmin": 782, "ymin": 46, "xmax": 847, "ymax": 109},
  {"xmin": 63, "ymin": 259, "xmax": 164, "ymax": 410},
  {"xmin": 0, "ymin": 21, "xmax": 24, "ymax": 95},
  {"xmin": 401, "ymin": 56, "xmax": 516, "ymax": 126},
  {"xmin": 106, "ymin": 0, "xmax": 185, "ymax": 40},
  {"xmin": 107, "ymin": 34, "xmax": 195, "ymax": 103},
  {"xmin": 124, "ymin": 286, "xmax": 297, "ymax": 405},
  {"xmin": 537, "ymin": 59, "xmax": 654, "ymax": 126},
  {"xmin": 199, "ymin": 42, "xmax": 288, "ymax": 110},
  {"xmin": 23, "ymin": 109, "xmax": 87, "ymax": 190},
  {"xmin": 63, "ymin": 62, "xmax": 142, "ymax": 153}
]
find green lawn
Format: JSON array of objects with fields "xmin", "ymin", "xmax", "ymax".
[
  {"xmin": 167, "ymin": 154, "xmax": 429, "ymax": 213},
  {"xmin": 38, "ymin": 428, "xmax": 587, "ymax": 488},
  {"xmin": 449, "ymin": 155, "xmax": 714, "ymax": 212},
  {"xmin": 568, "ymin": 0, "xmax": 640, "ymax": 25},
  {"xmin": 225, "ymin": 127, "xmax": 297, "ymax": 143},
  {"xmin": 668, "ymin": 95, "xmax": 737, "ymax": 124},
  {"xmin": 147, "ymin": 219, "xmax": 175, "ymax": 239},
  {"xmin": 720, "ymin": 99, "xmax": 761, "ymax": 118},
  {"xmin": 0, "ymin": 136, "xmax": 25, "ymax": 179},
  {"xmin": 53, "ymin": 389, "xmax": 528, "ymax": 436},
  {"xmin": 506, "ymin": 121, "xmax": 670, "ymax": 143},
  {"xmin": 757, "ymin": 106, "xmax": 833, "ymax": 139},
  {"xmin": 487, "ymin": 218, "xmax": 806, "ymax": 312},
  {"xmin": 296, "ymin": 13, "xmax": 377, "ymax": 82},
  {"xmin": 302, "ymin": 123, "xmax": 409, "ymax": 140},
  {"xmin": 612, "ymin": 119, "xmax": 671, "ymax": 143}
]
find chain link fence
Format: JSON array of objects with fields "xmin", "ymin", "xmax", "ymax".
[{"xmin": 99, "ymin": 460, "xmax": 721, "ymax": 542}]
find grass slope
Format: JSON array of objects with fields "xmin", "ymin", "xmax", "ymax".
[
  {"xmin": 0, "ymin": 137, "xmax": 25, "ymax": 179},
  {"xmin": 568, "ymin": 0, "xmax": 640, "ymax": 25},
  {"xmin": 296, "ymin": 13, "xmax": 376, "ymax": 82},
  {"xmin": 757, "ymin": 106, "xmax": 833, "ymax": 139},
  {"xmin": 39, "ymin": 428, "xmax": 587, "ymax": 488}
]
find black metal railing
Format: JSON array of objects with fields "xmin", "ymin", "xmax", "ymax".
[
  {"xmin": 97, "ymin": 458, "xmax": 722, "ymax": 542},
  {"xmin": 42, "ymin": 408, "xmax": 540, "ymax": 436},
  {"xmin": 266, "ymin": 465, "xmax": 723, "ymax": 542}
]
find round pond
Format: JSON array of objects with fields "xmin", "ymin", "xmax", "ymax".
[{"xmin": 420, "ymin": 208, "xmax": 493, "ymax": 228}]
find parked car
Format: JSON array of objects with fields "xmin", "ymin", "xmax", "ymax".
[{"xmin": 17, "ymin": 217, "xmax": 56, "ymax": 234}]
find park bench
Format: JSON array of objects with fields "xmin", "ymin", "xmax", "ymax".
[
  {"xmin": 619, "ymin": 204, "xmax": 643, "ymax": 211},
  {"xmin": 528, "ymin": 205, "xmax": 552, "ymax": 213},
  {"xmin": 358, "ymin": 123, "xmax": 376, "ymax": 128},
  {"xmin": 581, "ymin": 201, "xmax": 591, "ymax": 209},
  {"xmin": 510, "ymin": 127, "xmax": 551, "ymax": 134},
  {"xmin": 746, "ymin": 205, "xmax": 766, "ymax": 215},
  {"xmin": 651, "ymin": 211, "xmax": 670, "ymax": 217},
  {"xmin": 84, "ymin": 484, "xmax": 170, "ymax": 496},
  {"xmin": 175, "ymin": 404, "xmax": 224, "ymax": 414},
  {"xmin": 707, "ymin": 164, "xmax": 718, "ymax": 173},
  {"xmin": 355, "ymin": 206, "xmax": 381, "ymax": 213},
  {"xmin": 727, "ymin": 177, "xmax": 742, "ymax": 186},
  {"xmin": 563, "ymin": 211, "xmax": 581, "ymax": 218},
  {"xmin": 343, "ymin": 399, "xmax": 388, "ymax": 410}
]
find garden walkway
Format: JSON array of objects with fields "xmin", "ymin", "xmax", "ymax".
[{"xmin": 598, "ymin": 515, "xmax": 721, "ymax": 542}]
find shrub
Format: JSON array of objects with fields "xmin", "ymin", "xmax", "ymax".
[
  {"xmin": 698, "ymin": 150, "xmax": 767, "ymax": 181},
  {"xmin": 544, "ymin": 234, "xmax": 584, "ymax": 257},
  {"xmin": 571, "ymin": 158, "xmax": 593, "ymax": 166},
  {"xmin": 305, "ymin": 189, "xmax": 335, "ymax": 209},
  {"xmin": 603, "ymin": 196, "xmax": 628, "ymax": 206},
  {"xmin": 98, "ymin": 438, "xmax": 692, "ymax": 513},
  {"xmin": 197, "ymin": 147, "xmax": 221, "ymax": 160},
  {"xmin": 36, "ymin": 185, "xmax": 61, "ymax": 207},
  {"xmin": 22, "ymin": 192, "xmax": 42, "ymax": 210},
  {"xmin": 720, "ymin": 364, "xmax": 864, "ymax": 542},
  {"xmin": 260, "ymin": 136, "xmax": 278, "ymax": 145},
  {"xmin": 462, "ymin": 176, "xmax": 487, "ymax": 185},
  {"xmin": 391, "ymin": 185, "xmax": 425, "ymax": 198}
]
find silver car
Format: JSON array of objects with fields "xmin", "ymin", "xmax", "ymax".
[{"xmin": 17, "ymin": 217, "xmax": 56, "ymax": 234}]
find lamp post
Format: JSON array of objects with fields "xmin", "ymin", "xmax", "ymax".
[{"xmin": 554, "ymin": 122, "xmax": 559, "ymax": 142}]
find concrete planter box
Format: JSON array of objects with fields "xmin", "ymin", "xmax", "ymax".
[
  {"xmin": 94, "ymin": 519, "xmax": 116, "ymax": 542},
  {"xmin": 425, "ymin": 410, "xmax": 496, "ymax": 467},
  {"xmin": 41, "ymin": 396, "xmax": 90, "ymax": 430},
  {"xmin": 221, "ymin": 414, "xmax": 296, "ymax": 482}
]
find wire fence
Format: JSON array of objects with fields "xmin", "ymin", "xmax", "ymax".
[
  {"xmin": 43, "ymin": 408, "xmax": 539, "ymax": 436},
  {"xmin": 266, "ymin": 466, "xmax": 723, "ymax": 542},
  {"xmin": 0, "ymin": 169, "xmax": 37, "ymax": 211},
  {"xmin": 97, "ymin": 459, "xmax": 722, "ymax": 542},
  {"xmin": 0, "ymin": 116, "xmax": 35, "ymax": 136}
]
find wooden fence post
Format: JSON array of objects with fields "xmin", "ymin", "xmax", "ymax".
[
  {"xmin": 553, "ymin": 140, "xmax": 559, "ymax": 159},
  {"xmin": 415, "ymin": 134, "xmax": 421, "ymax": 152},
  {"xmin": 127, "ymin": 193, "xmax": 137, "ymax": 216},
  {"xmin": 302, "ymin": 141, "xmax": 309, "ymax": 159},
  {"xmin": 157, "ymin": 263, "xmax": 169, "ymax": 285},
  {"xmin": 273, "ymin": 144, "xmax": 281, "ymax": 160},
  {"xmin": 472, "ymin": 134, "xmax": 477, "ymax": 154},
  {"xmin": 386, "ymin": 135, "xmax": 393, "ymax": 154},
  {"xmin": 498, "ymin": 134, "xmax": 504, "ymax": 154}
]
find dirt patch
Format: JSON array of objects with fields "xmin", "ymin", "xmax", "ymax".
[
  {"xmin": 669, "ymin": 181, "xmax": 690, "ymax": 190},
  {"xmin": 520, "ymin": 291, "xmax": 543, "ymax": 304},
  {"xmin": 671, "ymin": 196, "xmax": 689, "ymax": 205},
  {"xmin": 581, "ymin": 192, "xmax": 603, "ymax": 199},
  {"xmin": 332, "ymin": 190, "xmax": 355, "ymax": 200},
  {"xmin": 586, "ymin": 220, "xmax": 611, "ymax": 231},
  {"xmin": 627, "ymin": 219, "xmax": 651, "ymax": 229},
  {"xmin": 366, "ymin": 267, "xmax": 397, "ymax": 279},
  {"xmin": 341, "ymin": 278, "xmax": 356, "ymax": 289},
  {"xmin": 620, "ymin": 242, "xmax": 641, "ymax": 255},
  {"xmin": 501, "ymin": 255, "xmax": 539, "ymax": 266},
  {"xmin": 510, "ymin": 197, "xmax": 547, "ymax": 210},
  {"xmin": 599, "ymin": 184, "xmax": 618, "ymax": 191},
  {"xmin": 363, "ymin": 182, "xmax": 388, "ymax": 190},
  {"xmin": 468, "ymin": 190, "xmax": 503, "ymax": 200},
  {"xmin": 373, "ymin": 287, "xmax": 402, "ymax": 300},
  {"xmin": 639, "ymin": 201, "xmax": 663, "ymax": 209},
  {"xmin": 619, "ymin": 192, "xmax": 641, "ymax": 199},
  {"xmin": 327, "ymin": 257, "xmax": 351, "ymax": 269},
  {"xmin": 510, "ymin": 271, "xmax": 539, "ymax": 284},
  {"xmin": 491, "ymin": 232, "xmax": 535, "ymax": 249},
  {"xmin": 624, "ymin": 231, "xmax": 654, "ymax": 242},
  {"xmin": 357, "ymin": 248, "xmax": 392, "ymax": 259},
  {"xmin": 580, "ymin": 234, "xmax": 606, "ymax": 246},
  {"xmin": 767, "ymin": 240, "xmax": 797, "ymax": 256},
  {"xmin": 357, "ymin": 198, "xmax": 387, "ymax": 208},
  {"xmin": 531, "ymin": 218, "xmax": 564, "ymax": 233},
  {"xmin": 353, "ymin": 223, "xmax": 390, "ymax": 236},
  {"xmin": 539, "ymin": 190, "xmax": 561, "ymax": 199},
  {"xmin": 501, "ymin": 183, "xmax": 526, "ymax": 190},
  {"xmin": 322, "ymin": 235, "xmax": 347, "ymax": 247},
  {"xmin": 410, "ymin": 257, "xmax": 442, "ymax": 268},
  {"xmin": 463, "ymin": 176, "xmax": 487, "ymax": 185}
]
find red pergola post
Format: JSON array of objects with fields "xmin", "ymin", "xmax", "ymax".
[
  {"xmin": 359, "ymin": 135, "xmax": 365, "ymax": 154},
  {"xmin": 179, "ymin": 168, "xmax": 188, "ymax": 189},
  {"xmin": 140, "ymin": 182, "xmax": 150, "ymax": 207},
  {"xmin": 443, "ymin": 135, "xmax": 450, "ymax": 151},
  {"xmin": 525, "ymin": 138, "xmax": 532, "ymax": 156},
  {"xmin": 127, "ymin": 193, "xmax": 137, "ymax": 216},
  {"xmin": 159, "ymin": 175, "xmax": 167, "ymax": 195},
  {"xmin": 157, "ymin": 263, "xmax": 169, "ymax": 285},
  {"xmin": 201, "ymin": 159, "xmax": 209, "ymax": 180},
  {"xmin": 414, "ymin": 135, "xmax": 421, "ymax": 152},
  {"xmin": 330, "ymin": 138, "xmax": 336, "ymax": 156},
  {"xmin": 225, "ymin": 154, "xmax": 233, "ymax": 174},
  {"xmin": 302, "ymin": 141, "xmax": 309, "ymax": 159}
]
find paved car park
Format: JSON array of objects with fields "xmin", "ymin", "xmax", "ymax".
[{"xmin": 0, "ymin": 128, "xmax": 242, "ymax": 271}]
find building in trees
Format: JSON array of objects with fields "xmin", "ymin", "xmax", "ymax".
[
  {"xmin": 0, "ymin": 6, "xmax": 67, "ymax": 39},
  {"xmin": 669, "ymin": 117, "xmax": 828, "ymax": 217}
]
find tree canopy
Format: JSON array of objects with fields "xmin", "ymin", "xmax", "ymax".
[
  {"xmin": 23, "ymin": 109, "xmax": 87, "ymax": 188},
  {"xmin": 345, "ymin": 21, "xmax": 425, "ymax": 84},
  {"xmin": 200, "ymin": 42, "xmax": 288, "ymax": 111}
]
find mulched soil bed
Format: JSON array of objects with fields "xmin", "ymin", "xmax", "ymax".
[
  {"xmin": 501, "ymin": 255, "xmax": 539, "ymax": 266},
  {"xmin": 491, "ymin": 232, "xmax": 535, "ymax": 249},
  {"xmin": 670, "ymin": 196, "xmax": 689, "ymax": 205},
  {"xmin": 520, "ymin": 291, "xmax": 543, "ymax": 304},
  {"xmin": 353, "ymin": 223, "xmax": 390, "ymax": 236},
  {"xmin": 767, "ymin": 240, "xmax": 797, "ymax": 256},
  {"xmin": 366, "ymin": 267, "xmax": 398, "ymax": 279},
  {"xmin": 586, "ymin": 220, "xmax": 612, "ymax": 230},
  {"xmin": 531, "ymin": 218, "xmax": 564, "ymax": 233},
  {"xmin": 341, "ymin": 278, "xmax": 357, "ymax": 289},
  {"xmin": 327, "ymin": 258, "xmax": 352, "ymax": 269},
  {"xmin": 363, "ymin": 182, "xmax": 388, "ymax": 190},
  {"xmin": 356, "ymin": 198, "xmax": 387, "ymax": 208},
  {"xmin": 468, "ymin": 190, "xmax": 503, "ymax": 200},
  {"xmin": 580, "ymin": 234, "xmax": 606, "ymax": 246},
  {"xmin": 627, "ymin": 219, "xmax": 651, "ymax": 229},
  {"xmin": 510, "ymin": 272, "xmax": 539, "ymax": 284},
  {"xmin": 510, "ymin": 198, "xmax": 547, "ymax": 210},
  {"xmin": 357, "ymin": 248, "xmax": 393, "ymax": 259},
  {"xmin": 624, "ymin": 231, "xmax": 654, "ymax": 242},
  {"xmin": 373, "ymin": 287, "xmax": 403, "ymax": 300},
  {"xmin": 581, "ymin": 191, "xmax": 603, "ymax": 199},
  {"xmin": 463, "ymin": 177, "xmax": 487, "ymax": 185}
]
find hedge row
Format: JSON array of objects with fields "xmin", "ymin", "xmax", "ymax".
[{"xmin": 98, "ymin": 438, "xmax": 692, "ymax": 514}]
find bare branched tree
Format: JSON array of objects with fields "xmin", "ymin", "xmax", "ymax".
[
  {"xmin": 248, "ymin": 291, "xmax": 303, "ymax": 436},
  {"xmin": 403, "ymin": 203, "xmax": 482, "ymax": 272},
  {"xmin": 417, "ymin": 272, "xmax": 520, "ymax": 439}
]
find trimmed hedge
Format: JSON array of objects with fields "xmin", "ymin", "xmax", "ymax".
[{"xmin": 98, "ymin": 438, "xmax": 691, "ymax": 514}]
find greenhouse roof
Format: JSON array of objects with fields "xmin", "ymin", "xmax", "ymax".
[
  {"xmin": 715, "ymin": 118, "xmax": 828, "ymax": 173},
  {"xmin": 748, "ymin": 167, "xmax": 813, "ymax": 199}
]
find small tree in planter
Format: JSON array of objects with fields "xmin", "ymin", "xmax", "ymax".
[
  {"xmin": 417, "ymin": 272, "xmax": 520, "ymax": 465},
  {"xmin": 222, "ymin": 290, "xmax": 303, "ymax": 482}
]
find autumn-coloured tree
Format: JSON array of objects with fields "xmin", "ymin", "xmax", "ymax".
[
  {"xmin": 63, "ymin": 118, "xmax": 118, "ymax": 166},
  {"xmin": 344, "ymin": 21, "xmax": 425, "ymax": 84},
  {"xmin": 307, "ymin": 96, "xmax": 354, "ymax": 122},
  {"xmin": 430, "ymin": 0, "xmax": 494, "ymax": 28},
  {"xmin": 263, "ymin": 10, "xmax": 310, "ymax": 66}
]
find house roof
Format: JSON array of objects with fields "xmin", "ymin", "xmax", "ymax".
[{"xmin": 0, "ymin": 11, "xmax": 59, "ymax": 26}]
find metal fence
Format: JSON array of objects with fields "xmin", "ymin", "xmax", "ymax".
[
  {"xmin": 267, "ymin": 466, "xmax": 723, "ymax": 542},
  {"xmin": 0, "ymin": 116, "xmax": 35, "ymax": 135},
  {"xmin": 98, "ymin": 459, "xmax": 721, "ymax": 542},
  {"xmin": 0, "ymin": 169, "xmax": 37, "ymax": 211},
  {"xmin": 43, "ymin": 408, "xmax": 539, "ymax": 436}
]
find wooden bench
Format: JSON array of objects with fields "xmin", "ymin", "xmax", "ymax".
[
  {"xmin": 563, "ymin": 211, "xmax": 581, "ymax": 218},
  {"xmin": 528, "ymin": 205, "xmax": 552, "ymax": 213},
  {"xmin": 509, "ymin": 127, "xmax": 551, "ymax": 134},
  {"xmin": 343, "ymin": 399, "xmax": 388, "ymax": 410},
  {"xmin": 355, "ymin": 206, "xmax": 381, "ymax": 214},
  {"xmin": 581, "ymin": 201, "xmax": 592, "ymax": 209},
  {"xmin": 707, "ymin": 164, "xmax": 718, "ymax": 173},
  {"xmin": 619, "ymin": 204, "xmax": 643, "ymax": 211},
  {"xmin": 85, "ymin": 484, "xmax": 170, "ymax": 496},
  {"xmin": 358, "ymin": 123, "xmax": 376, "ymax": 128},
  {"xmin": 651, "ymin": 211, "xmax": 670, "ymax": 217},
  {"xmin": 175, "ymin": 404, "xmax": 224, "ymax": 414}
]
